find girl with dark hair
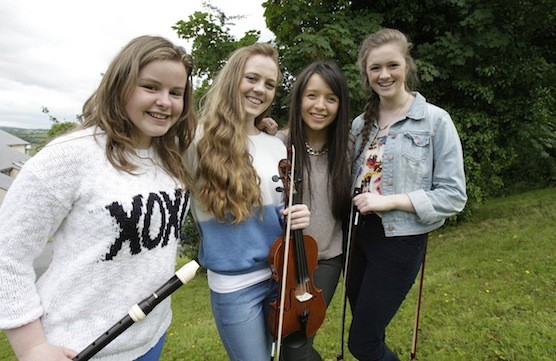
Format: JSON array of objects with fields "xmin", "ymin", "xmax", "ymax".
[{"xmin": 260, "ymin": 60, "xmax": 353, "ymax": 360}]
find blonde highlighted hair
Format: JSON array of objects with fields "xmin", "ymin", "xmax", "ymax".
[
  {"xmin": 81, "ymin": 35, "xmax": 197, "ymax": 187},
  {"xmin": 195, "ymin": 43, "xmax": 282, "ymax": 223}
]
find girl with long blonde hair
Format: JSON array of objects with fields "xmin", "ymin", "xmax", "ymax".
[{"xmin": 185, "ymin": 43, "xmax": 311, "ymax": 360}]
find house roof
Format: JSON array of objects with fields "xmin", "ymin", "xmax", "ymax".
[
  {"xmin": 0, "ymin": 129, "xmax": 30, "ymax": 146},
  {"xmin": 0, "ymin": 172, "xmax": 14, "ymax": 190},
  {"xmin": 0, "ymin": 144, "xmax": 30, "ymax": 173}
]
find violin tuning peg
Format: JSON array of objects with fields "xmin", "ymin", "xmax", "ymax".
[{"xmin": 272, "ymin": 175, "xmax": 280, "ymax": 182}]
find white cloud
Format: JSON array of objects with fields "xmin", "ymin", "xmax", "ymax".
[{"xmin": 0, "ymin": 0, "xmax": 273, "ymax": 129}]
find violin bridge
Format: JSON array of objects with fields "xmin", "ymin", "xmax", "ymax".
[{"xmin": 296, "ymin": 292, "xmax": 313, "ymax": 302}]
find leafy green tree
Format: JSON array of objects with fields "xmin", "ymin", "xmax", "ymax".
[
  {"xmin": 172, "ymin": 2, "xmax": 261, "ymax": 100},
  {"xmin": 170, "ymin": 0, "xmax": 554, "ymax": 219},
  {"xmin": 262, "ymin": 0, "xmax": 555, "ymax": 211},
  {"xmin": 38, "ymin": 107, "xmax": 77, "ymax": 151}
]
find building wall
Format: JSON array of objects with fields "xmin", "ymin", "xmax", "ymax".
[{"xmin": 10, "ymin": 144, "xmax": 29, "ymax": 154}]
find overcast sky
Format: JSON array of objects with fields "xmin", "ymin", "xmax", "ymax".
[{"xmin": 0, "ymin": 0, "xmax": 273, "ymax": 129}]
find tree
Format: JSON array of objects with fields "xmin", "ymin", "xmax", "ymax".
[
  {"xmin": 170, "ymin": 0, "xmax": 554, "ymax": 215},
  {"xmin": 261, "ymin": 0, "xmax": 555, "ymax": 209},
  {"xmin": 38, "ymin": 107, "xmax": 77, "ymax": 151},
  {"xmin": 172, "ymin": 1, "xmax": 261, "ymax": 100}
]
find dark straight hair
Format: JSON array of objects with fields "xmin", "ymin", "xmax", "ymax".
[{"xmin": 287, "ymin": 60, "xmax": 351, "ymax": 220}]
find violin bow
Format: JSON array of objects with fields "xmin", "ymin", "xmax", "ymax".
[
  {"xmin": 271, "ymin": 145, "xmax": 297, "ymax": 361},
  {"xmin": 336, "ymin": 188, "xmax": 361, "ymax": 361},
  {"xmin": 411, "ymin": 242, "xmax": 428, "ymax": 359}
]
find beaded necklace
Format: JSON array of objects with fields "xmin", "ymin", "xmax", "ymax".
[{"xmin": 304, "ymin": 141, "xmax": 328, "ymax": 156}]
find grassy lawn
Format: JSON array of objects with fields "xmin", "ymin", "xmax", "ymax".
[{"xmin": 1, "ymin": 187, "xmax": 555, "ymax": 360}]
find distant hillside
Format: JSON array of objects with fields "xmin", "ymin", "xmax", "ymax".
[
  {"xmin": 0, "ymin": 126, "xmax": 48, "ymax": 144},
  {"xmin": 0, "ymin": 126, "xmax": 49, "ymax": 154}
]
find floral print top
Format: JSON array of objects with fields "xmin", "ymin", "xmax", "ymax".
[{"xmin": 355, "ymin": 135, "xmax": 387, "ymax": 194}]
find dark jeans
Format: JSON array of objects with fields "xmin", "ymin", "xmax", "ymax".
[
  {"xmin": 280, "ymin": 254, "xmax": 343, "ymax": 361},
  {"xmin": 347, "ymin": 213, "xmax": 427, "ymax": 361}
]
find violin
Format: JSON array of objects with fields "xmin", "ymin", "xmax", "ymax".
[{"xmin": 268, "ymin": 145, "xmax": 326, "ymax": 359}]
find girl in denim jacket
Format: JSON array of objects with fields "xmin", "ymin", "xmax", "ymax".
[{"xmin": 347, "ymin": 28, "xmax": 467, "ymax": 361}]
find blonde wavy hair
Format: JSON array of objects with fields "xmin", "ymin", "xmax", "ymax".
[
  {"xmin": 195, "ymin": 43, "xmax": 282, "ymax": 223},
  {"xmin": 81, "ymin": 35, "xmax": 197, "ymax": 187}
]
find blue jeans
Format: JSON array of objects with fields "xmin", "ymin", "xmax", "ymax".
[
  {"xmin": 347, "ymin": 213, "xmax": 427, "ymax": 361},
  {"xmin": 135, "ymin": 333, "xmax": 166, "ymax": 361},
  {"xmin": 211, "ymin": 278, "xmax": 277, "ymax": 361}
]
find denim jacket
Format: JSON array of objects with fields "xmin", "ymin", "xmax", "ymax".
[{"xmin": 351, "ymin": 92, "xmax": 467, "ymax": 236}]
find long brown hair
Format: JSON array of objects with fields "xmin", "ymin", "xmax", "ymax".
[
  {"xmin": 81, "ymin": 35, "xmax": 197, "ymax": 187},
  {"xmin": 355, "ymin": 28, "xmax": 418, "ymax": 161},
  {"xmin": 195, "ymin": 43, "xmax": 282, "ymax": 223}
]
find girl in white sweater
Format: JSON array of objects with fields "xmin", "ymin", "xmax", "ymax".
[{"xmin": 0, "ymin": 35, "xmax": 196, "ymax": 361}]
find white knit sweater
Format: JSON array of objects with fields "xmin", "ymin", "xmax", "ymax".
[{"xmin": 0, "ymin": 127, "xmax": 190, "ymax": 360}]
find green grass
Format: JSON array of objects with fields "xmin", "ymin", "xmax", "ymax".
[{"xmin": 1, "ymin": 187, "xmax": 555, "ymax": 360}]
